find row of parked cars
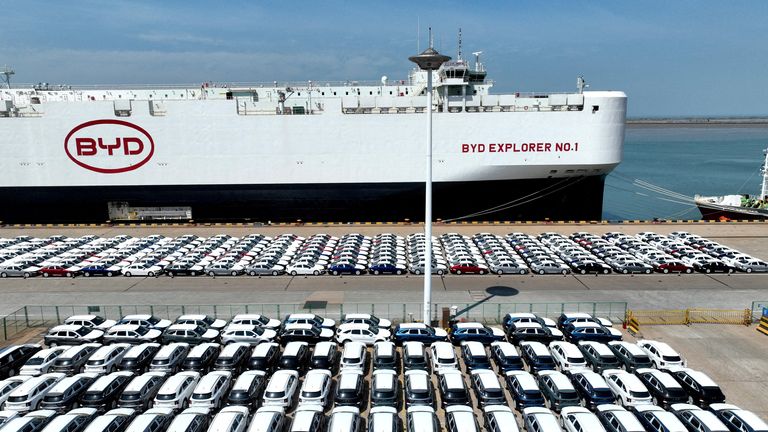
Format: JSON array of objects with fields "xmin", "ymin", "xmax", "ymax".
[
  {"xmin": 1, "ymin": 315, "xmax": 766, "ymax": 432},
  {"xmin": 2, "ymin": 231, "xmax": 764, "ymax": 278}
]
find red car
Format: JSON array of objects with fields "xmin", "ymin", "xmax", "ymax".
[
  {"xmin": 40, "ymin": 265, "xmax": 77, "ymax": 277},
  {"xmin": 654, "ymin": 260, "xmax": 693, "ymax": 274},
  {"xmin": 449, "ymin": 263, "xmax": 489, "ymax": 275}
]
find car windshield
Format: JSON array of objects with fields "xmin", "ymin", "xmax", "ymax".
[
  {"xmin": 91, "ymin": 317, "xmax": 105, "ymax": 325},
  {"xmin": 701, "ymin": 387, "xmax": 724, "ymax": 398},
  {"xmin": 302, "ymin": 390, "xmax": 321, "ymax": 398},
  {"xmin": 26, "ymin": 358, "xmax": 45, "ymax": 366},
  {"xmin": 75, "ymin": 327, "xmax": 91, "ymax": 336},
  {"xmin": 192, "ymin": 392, "xmax": 212, "ymax": 400},
  {"xmin": 265, "ymin": 391, "xmax": 285, "ymax": 399},
  {"xmin": 662, "ymin": 355, "xmax": 681, "ymax": 362},
  {"xmin": 121, "ymin": 392, "xmax": 141, "ymax": 401},
  {"xmin": 630, "ymin": 390, "xmax": 650, "ymax": 398},
  {"xmin": 594, "ymin": 389, "xmax": 614, "ymax": 398},
  {"xmin": 156, "ymin": 393, "xmax": 176, "ymax": 400}
]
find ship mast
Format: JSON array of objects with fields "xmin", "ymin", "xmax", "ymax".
[
  {"xmin": 761, "ymin": 148, "xmax": 768, "ymax": 199},
  {"xmin": 0, "ymin": 66, "xmax": 14, "ymax": 89}
]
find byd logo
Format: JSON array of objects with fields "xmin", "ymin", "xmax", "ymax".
[{"xmin": 64, "ymin": 119, "xmax": 155, "ymax": 174}]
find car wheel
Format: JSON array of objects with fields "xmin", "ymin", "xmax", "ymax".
[
  {"xmin": 519, "ymin": 269, "xmax": 526, "ymax": 275},
  {"xmin": 106, "ymin": 271, "xmax": 113, "ymax": 277},
  {"xmin": 602, "ymin": 269, "xmax": 609, "ymax": 274},
  {"xmin": 663, "ymin": 269, "xmax": 669, "ymax": 274},
  {"xmin": 332, "ymin": 270, "xmax": 339, "ymax": 276},
  {"xmin": 23, "ymin": 272, "xmax": 30, "ymax": 278},
  {"xmin": 42, "ymin": 273, "xmax": 49, "ymax": 278},
  {"xmin": 497, "ymin": 270, "xmax": 503, "ymax": 275},
  {"xmin": 272, "ymin": 270, "xmax": 279, "ymax": 276},
  {"xmin": 456, "ymin": 270, "xmax": 462, "ymax": 275},
  {"xmin": 747, "ymin": 268, "xmax": 753, "ymax": 273},
  {"xmin": 396, "ymin": 270, "xmax": 403, "ymax": 275},
  {"xmin": 355, "ymin": 270, "xmax": 362, "ymax": 275},
  {"xmin": 231, "ymin": 271, "xmax": 238, "ymax": 276},
  {"xmin": 313, "ymin": 270, "xmax": 320, "ymax": 276},
  {"xmin": 0, "ymin": 272, "xmax": 6, "ymax": 278},
  {"xmin": 622, "ymin": 269, "xmax": 628, "ymax": 274},
  {"xmin": 580, "ymin": 269, "xmax": 586, "ymax": 275},
  {"xmin": 49, "ymin": 342, "xmax": 57, "ymax": 347},
  {"xmin": 728, "ymin": 268, "xmax": 735, "ymax": 274},
  {"xmin": 190, "ymin": 271, "xmax": 197, "ymax": 276},
  {"xmin": 479, "ymin": 270, "xmax": 486, "ymax": 275},
  {"xmin": 84, "ymin": 272, "xmax": 91, "ymax": 277},
  {"xmin": 644, "ymin": 269, "xmax": 652, "ymax": 274},
  {"xmin": 291, "ymin": 271, "xmax": 297, "ymax": 276},
  {"xmin": 208, "ymin": 271, "xmax": 216, "ymax": 277},
  {"xmin": 125, "ymin": 272, "xmax": 132, "ymax": 277},
  {"xmin": 437, "ymin": 269, "xmax": 445, "ymax": 275},
  {"xmin": 685, "ymin": 268, "xmax": 692, "ymax": 274},
  {"xmin": 538, "ymin": 269, "xmax": 545, "ymax": 275},
  {"xmin": 373, "ymin": 270, "xmax": 380, "ymax": 275},
  {"xmin": 561, "ymin": 270, "xmax": 568, "ymax": 275},
  {"xmin": 705, "ymin": 269, "xmax": 711, "ymax": 274},
  {"xmin": 148, "ymin": 271, "xmax": 155, "ymax": 277}
]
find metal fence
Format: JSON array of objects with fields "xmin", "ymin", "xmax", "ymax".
[
  {"xmin": 0, "ymin": 301, "xmax": 628, "ymax": 342},
  {"xmin": 627, "ymin": 308, "xmax": 752, "ymax": 326},
  {"xmin": 751, "ymin": 301, "xmax": 768, "ymax": 321}
]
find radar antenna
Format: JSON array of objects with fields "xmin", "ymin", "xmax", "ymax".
[
  {"xmin": 457, "ymin": 28, "xmax": 462, "ymax": 61},
  {"xmin": 0, "ymin": 65, "xmax": 14, "ymax": 89},
  {"xmin": 472, "ymin": 51, "xmax": 483, "ymax": 72}
]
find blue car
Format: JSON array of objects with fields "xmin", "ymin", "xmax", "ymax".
[
  {"xmin": 392, "ymin": 323, "xmax": 448, "ymax": 345},
  {"xmin": 80, "ymin": 264, "xmax": 116, "ymax": 277},
  {"xmin": 449, "ymin": 323, "xmax": 505, "ymax": 345},
  {"xmin": 563, "ymin": 323, "xmax": 622, "ymax": 343},
  {"xmin": 369, "ymin": 263, "xmax": 406, "ymax": 275},
  {"xmin": 328, "ymin": 263, "xmax": 365, "ymax": 275}
]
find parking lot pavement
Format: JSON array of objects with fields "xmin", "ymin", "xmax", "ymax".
[{"xmin": 625, "ymin": 324, "xmax": 768, "ymax": 419}]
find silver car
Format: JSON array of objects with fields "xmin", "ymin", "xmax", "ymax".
[
  {"xmin": 489, "ymin": 262, "xmax": 529, "ymax": 275},
  {"xmin": 219, "ymin": 325, "xmax": 277, "ymax": 345},
  {"xmin": 245, "ymin": 263, "xmax": 285, "ymax": 276},
  {"xmin": 0, "ymin": 264, "xmax": 40, "ymax": 278}
]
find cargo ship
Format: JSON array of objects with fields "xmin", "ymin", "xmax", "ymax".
[
  {"xmin": 695, "ymin": 148, "xmax": 768, "ymax": 220},
  {"xmin": 0, "ymin": 50, "xmax": 626, "ymax": 223}
]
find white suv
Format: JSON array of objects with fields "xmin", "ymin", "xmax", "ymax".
[
  {"xmin": 548, "ymin": 342, "xmax": 589, "ymax": 373},
  {"xmin": 336, "ymin": 324, "xmax": 390, "ymax": 345},
  {"xmin": 152, "ymin": 371, "xmax": 200, "ymax": 410},
  {"xmin": 636, "ymin": 340, "xmax": 686, "ymax": 369},
  {"xmin": 298, "ymin": 369, "xmax": 332, "ymax": 408},
  {"xmin": 430, "ymin": 342, "xmax": 458, "ymax": 371},
  {"xmin": 188, "ymin": 370, "xmax": 232, "ymax": 410},
  {"xmin": 262, "ymin": 370, "xmax": 299, "ymax": 408},
  {"xmin": 603, "ymin": 369, "xmax": 653, "ymax": 407}
]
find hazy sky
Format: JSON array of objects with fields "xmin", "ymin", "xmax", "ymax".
[{"xmin": 1, "ymin": 0, "xmax": 766, "ymax": 117}]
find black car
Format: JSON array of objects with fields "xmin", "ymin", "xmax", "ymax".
[
  {"xmin": 693, "ymin": 261, "xmax": 734, "ymax": 274},
  {"xmin": 505, "ymin": 371, "xmax": 545, "ymax": 410},
  {"xmin": 370, "ymin": 369, "xmax": 401, "ymax": 409},
  {"xmin": 460, "ymin": 342, "xmax": 491, "ymax": 372},
  {"xmin": 607, "ymin": 342, "xmax": 654, "ymax": 372},
  {"xmin": 392, "ymin": 323, "xmax": 449, "ymax": 345},
  {"xmin": 80, "ymin": 371, "xmax": 135, "ymax": 412},
  {"xmin": 578, "ymin": 342, "xmax": 623, "ymax": 373},
  {"xmin": 635, "ymin": 368, "xmax": 690, "ymax": 410},
  {"xmin": 437, "ymin": 370, "xmax": 470, "ymax": 407},
  {"xmin": 537, "ymin": 371, "xmax": 581, "ymax": 413},
  {"xmin": 335, "ymin": 370, "xmax": 365, "ymax": 407},
  {"xmin": 226, "ymin": 370, "xmax": 267, "ymax": 410},
  {"xmin": 569, "ymin": 371, "xmax": 616, "ymax": 410},
  {"xmin": 118, "ymin": 344, "xmax": 161, "ymax": 373},
  {"xmin": 507, "ymin": 325, "xmax": 563, "ymax": 345},
  {"xmin": 278, "ymin": 324, "xmax": 334, "ymax": 346},
  {"xmin": 164, "ymin": 261, "xmax": 203, "ymax": 277},
  {"xmin": 402, "ymin": 344, "xmax": 430, "ymax": 372},
  {"xmin": 306, "ymin": 342, "xmax": 337, "ymax": 373},
  {"xmin": 489, "ymin": 342, "xmax": 524, "ymax": 373},
  {"xmin": 519, "ymin": 342, "xmax": 557, "ymax": 374},
  {"xmin": 572, "ymin": 261, "xmax": 612, "ymax": 274},
  {"xmin": 404, "ymin": 370, "xmax": 435, "ymax": 408},
  {"xmin": 449, "ymin": 323, "xmax": 505, "ymax": 345},
  {"xmin": 51, "ymin": 344, "xmax": 101, "ymax": 375},
  {"xmin": 0, "ymin": 344, "xmax": 41, "ymax": 378},
  {"xmin": 181, "ymin": 343, "xmax": 220, "ymax": 373},
  {"xmin": 117, "ymin": 372, "xmax": 167, "ymax": 410},
  {"xmin": 278, "ymin": 341, "xmax": 310, "ymax": 373},
  {"xmin": 248, "ymin": 343, "xmax": 280, "ymax": 373},
  {"xmin": 372, "ymin": 342, "xmax": 399, "ymax": 372},
  {"xmin": 40, "ymin": 373, "xmax": 98, "ymax": 412},
  {"xmin": 671, "ymin": 368, "xmax": 726, "ymax": 408},
  {"xmin": 213, "ymin": 343, "xmax": 250, "ymax": 374},
  {"xmin": 563, "ymin": 323, "xmax": 622, "ymax": 344}
]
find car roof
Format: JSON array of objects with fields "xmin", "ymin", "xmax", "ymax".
[
  {"xmin": 506, "ymin": 371, "xmax": 539, "ymax": 390},
  {"xmin": 680, "ymin": 369, "xmax": 719, "ymax": 387},
  {"xmin": 455, "ymin": 322, "xmax": 484, "ymax": 329},
  {"xmin": 573, "ymin": 371, "xmax": 609, "ymax": 389},
  {"xmin": 252, "ymin": 343, "xmax": 278, "ymax": 356},
  {"xmin": 491, "ymin": 342, "xmax": 519, "ymax": 357},
  {"xmin": 636, "ymin": 369, "xmax": 682, "ymax": 388},
  {"xmin": 462, "ymin": 341, "xmax": 486, "ymax": 356},
  {"xmin": 283, "ymin": 342, "xmax": 308, "ymax": 356},
  {"xmin": 231, "ymin": 371, "xmax": 265, "ymax": 391},
  {"xmin": 538, "ymin": 371, "xmax": 574, "ymax": 390},
  {"xmin": 266, "ymin": 370, "xmax": 297, "ymax": 392}
]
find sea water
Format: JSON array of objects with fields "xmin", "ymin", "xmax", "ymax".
[{"xmin": 603, "ymin": 126, "xmax": 768, "ymax": 220}]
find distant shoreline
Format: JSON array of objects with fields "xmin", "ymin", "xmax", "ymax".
[{"xmin": 627, "ymin": 117, "xmax": 768, "ymax": 127}]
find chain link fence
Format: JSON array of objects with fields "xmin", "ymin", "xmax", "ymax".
[{"xmin": 0, "ymin": 301, "xmax": 627, "ymax": 342}]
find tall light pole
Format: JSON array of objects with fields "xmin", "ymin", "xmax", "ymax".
[{"xmin": 409, "ymin": 34, "xmax": 450, "ymax": 324}]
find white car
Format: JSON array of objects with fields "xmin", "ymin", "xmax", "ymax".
[
  {"xmin": 121, "ymin": 263, "xmax": 163, "ymax": 277},
  {"xmin": 262, "ymin": 370, "xmax": 299, "ymax": 408},
  {"xmin": 298, "ymin": 369, "xmax": 333, "ymax": 407},
  {"xmin": 19, "ymin": 348, "xmax": 68, "ymax": 376},
  {"xmin": 548, "ymin": 342, "xmax": 589, "ymax": 373},
  {"xmin": 336, "ymin": 324, "xmax": 391, "ymax": 345},
  {"xmin": 561, "ymin": 406, "xmax": 607, "ymax": 432},
  {"xmin": 188, "ymin": 371, "xmax": 232, "ymax": 410},
  {"xmin": 285, "ymin": 263, "xmax": 326, "ymax": 276},
  {"xmin": 603, "ymin": 369, "xmax": 653, "ymax": 407},
  {"xmin": 636, "ymin": 340, "xmax": 686, "ymax": 369},
  {"xmin": 341, "ymin": 314, "xmax": 392, "ymax": 330},
  {"xmin": 4, "ymin": 373, "xmax": 65, "ymax": 413}
]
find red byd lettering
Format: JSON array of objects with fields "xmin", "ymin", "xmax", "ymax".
[
  {"xmin": 75, "ymin": 138, "xmax": 97, "ymax": 156},
  {"xmin": 64, "ymin": 119, "xmax": 155, "ymax": 174}
]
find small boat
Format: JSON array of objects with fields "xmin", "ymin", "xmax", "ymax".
[{"xmin": 695, "ymin": 148, "xmax": 768, "ymax": 220}]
